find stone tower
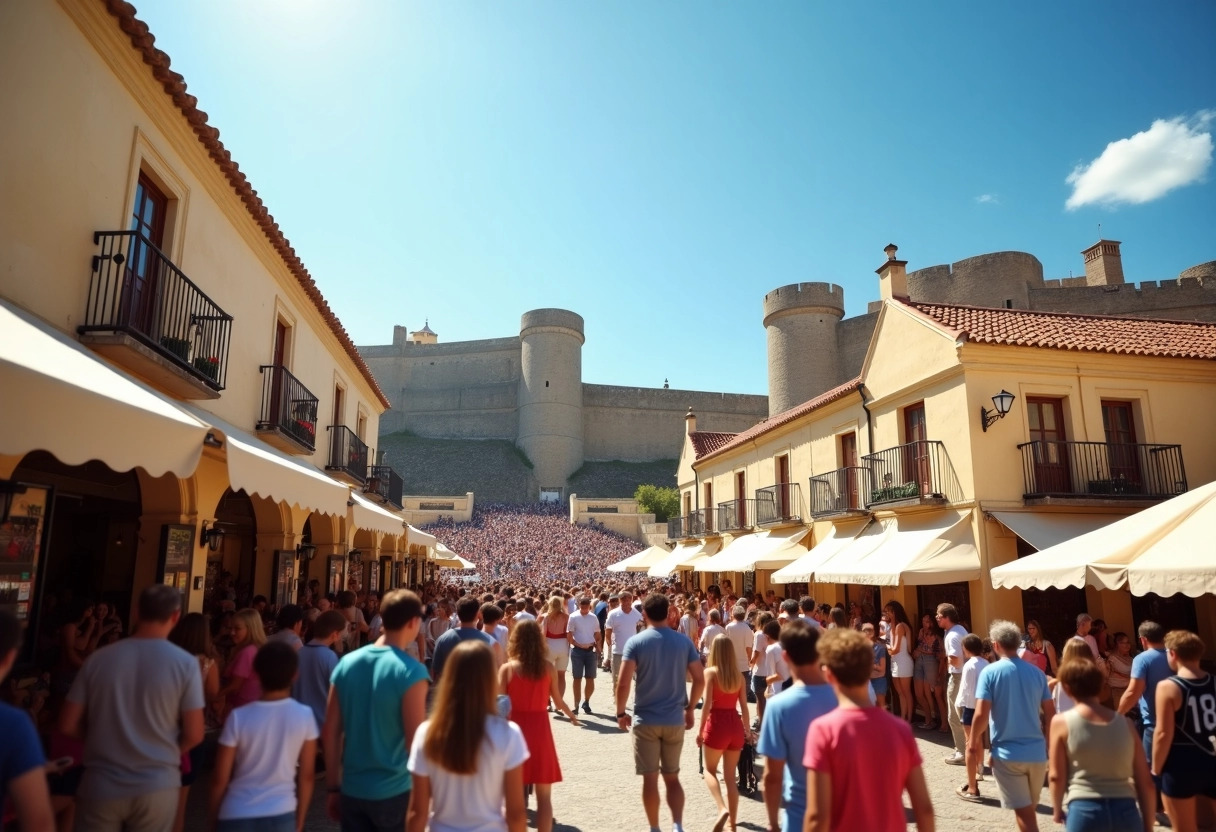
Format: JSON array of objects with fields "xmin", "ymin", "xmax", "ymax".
[
  {"xmin": 763, "ymin": 283, "xmax": 846, "ymax": 416},
  {"xmin": 517, "ymin": 309, "xmax": 585, "ymax": 497}
]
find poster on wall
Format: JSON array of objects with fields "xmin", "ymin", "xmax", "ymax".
[
  {"xmin": 272, "ymin": 550, "xmax": 296, "ymax": 608},
  {"xmin": 326, "ymin": 555, "xmax": 344, "ymax": 596},
  {"xmin": 158, "ymin": 525, "xmax": 194, "ymax": 608},
  {"xmin": 0, "ymin": 482, "xmax": 51, "ymax": 661}
]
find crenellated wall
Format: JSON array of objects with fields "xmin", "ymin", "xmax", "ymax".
[{"xmin": 1031, "ymin": 276, "xmax": 1216, "ymax": 321}]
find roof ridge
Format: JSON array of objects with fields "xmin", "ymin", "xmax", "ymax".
[
  {"xmin": 103, "ymin": 0, "xmax": 390, "ymax": 408},
  {"xmin": 903, "ymin": 298, "xmax": 1216, "ymax": 329}
]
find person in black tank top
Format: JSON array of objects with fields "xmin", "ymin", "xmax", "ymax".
[{"xmin": 1151, "ymin": 630, "xmax": 1216, "ymax": 832}]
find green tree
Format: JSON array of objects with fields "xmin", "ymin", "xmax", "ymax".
[{"xmin": 634, "ymin": 484, "xmax": 681, "ymax": 523}]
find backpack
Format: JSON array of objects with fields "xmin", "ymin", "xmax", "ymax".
[{"xmin": 737, "ymin": 737, "xmax": 758, "ymax": 793}]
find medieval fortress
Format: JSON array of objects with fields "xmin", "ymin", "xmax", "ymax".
[{"xmin": 360, "ymin": 240, "xmax": 1216, "ymax": 499}]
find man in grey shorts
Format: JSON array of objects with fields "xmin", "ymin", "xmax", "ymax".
[
  {"xmin": 616, "ymin": 593, "xmax": 704, "ymax": 832},
  {"xmin": 567, "ymin": 596, "xmax": 602, "ymax": 714}
]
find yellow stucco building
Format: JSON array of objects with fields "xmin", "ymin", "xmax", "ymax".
[
  {"xmin": 0, "ymin": 0, "xmax": 433, "ymax": 661},
  {"xmin": 672, "ymin": 246, "xmax": 1216, "ymax": 654}
]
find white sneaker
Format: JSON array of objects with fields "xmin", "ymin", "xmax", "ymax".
[{"xmin": 943, "ymin": 751, "xmax": 965, "ymax": 765}]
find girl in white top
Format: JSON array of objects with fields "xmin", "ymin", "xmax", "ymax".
[
  {"xmin": 750, "ymin": 614, "xmax": 774, "ymax": 723},
  {"xmin": 210, "ymin": 642, "xmax": 318, "ymax": 832},
  {"xmin": 1049, "ymin": 639, "xmax": 1099, "ymax": 715},
  {"xmin": 762, "ymin": 620, "xmax": 789, "ymax": 697},
  {"xmin": 407, "ymin": 640, "xmax": 529, "ymax": 832},
  {"xmin": 699, "ymin": 608, "xmax": 725, "ymax": 660}
]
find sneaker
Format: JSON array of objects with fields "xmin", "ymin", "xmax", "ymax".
[
  {"xmin": 944, "ymin": 751, "xmax": 966, "ymax": 766},
  {"xmin": 582, "ymin": 701, "xmax": 592, "ymax": 715}
]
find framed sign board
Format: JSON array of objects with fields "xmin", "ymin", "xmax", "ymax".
[
  {"xmin": 158, "ymin": 524, "xmax": 194, "ymax": 607},
  {"xmin": 0, "ymin": 482, "xmax": 52, "ymax": 663}
]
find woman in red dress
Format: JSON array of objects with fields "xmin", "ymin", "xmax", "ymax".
[
  {"xmin": 698, "ymin": 634, "xmax": 753, "ymax": 832},
  {"xmin": 499, "ymin": 619, "xmax": 580, "ymax": 832}
]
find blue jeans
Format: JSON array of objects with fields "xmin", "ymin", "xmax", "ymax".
[
  {"xmin": 341, "ymin": 790, "xmax": 411, "ymax": 832},
  {"xmin": 218, "ymin": 812, "xmax": 295, "ymax": 832},
  {"xmin": 1065, "ymin": 797, "xmax": 1142, "ymax": 832}
]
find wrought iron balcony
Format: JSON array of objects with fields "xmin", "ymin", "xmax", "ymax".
[
  {"xmin": 365, "ymin": 464, "xmax": 404, "ymax": 509},
  {"xmin": 809, "ymin": 467, "xmax": 872, "ymax": 517},
  {"xmin": 687, "ymin": 508, "xmax": 715, "ymax": 536},
  {"xmin": 755, "ymin": 482, "xmax": 803, "ymax": 525},
  {"xmin": 863, "ymin": 440, "xmax": 962, "ymax": 506},
  {"xmin": 667, "ymin": 516, "xmax": 688, "ymax": 540},
  {"xmin": 327, "ymin": 425, "xmax": 369, "ymax": 485},
  {"xmin": 1018, "ymin": 440, "xmax": 1187, "ymax": 500},
  {"xmin": 256, "ymin": 365, "xmax": 318, "ymax": 453},
  {"xmin": 717, "ymin": 498, "xmax": 758, "ymax": 532},
  {"xmin": 79, "ymin": 230, "xmax": 232, "ymax": 395}
]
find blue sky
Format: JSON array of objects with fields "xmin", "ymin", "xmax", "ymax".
[{"xmin": 134, "ymin": 1, "xmax": 1215, "ymax": 396}]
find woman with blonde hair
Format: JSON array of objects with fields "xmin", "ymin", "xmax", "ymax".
[
  {"xmin": 216, "ymin": 608, "xmax": 266, "ymax": 716},
  {"xmin": 407, "ymin": 641, "xmax": 528, "ymax": 832},
  {"xmin": 698, "ymin": 634, "xmax": 753, "ymax": 832},
  {"xmin": 537, "ymin": 595, "xmax": 570, "ymax": 710},
  {"xmin": 499, "ymin": 619, "xmax": 579, "ymax": 832},
  {"xmin": 1050, "ymin": 638, "xmax": 1099, "ymax": 715}
]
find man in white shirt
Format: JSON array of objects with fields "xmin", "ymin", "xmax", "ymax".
[
  {"xmin": 605, "ymin": 591, "xmax": 642, "ymax": 693},
  {"xmin": 699, "ymin": 608, "xmax": 726, "ymax": 659},
  {"xmin": 937, "ymin": 602, "xmax": 969, "ymax": 765},
  {"xmin": 724, "ymin": 606, "xmax": 755, "ymax": 700},
  {"xmin": 567, "ymin": 597, "xmax": 602, "ymax": 714},
  {"xmin": 798, "ymin": 597, "xmax": 822, "ymax": 630}
]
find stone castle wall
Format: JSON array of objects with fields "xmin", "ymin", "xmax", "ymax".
[
  {"xmin": 907, "ymin": 251, "xmax": 1045, "ymax": 309},
  {"xmin": 1030, "ymin": 276, "xmax": 1216, "ymax": 321}
]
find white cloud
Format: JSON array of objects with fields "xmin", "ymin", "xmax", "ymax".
[
  {"xmin": 1065, "ymin": 112, "xmax": 1214, "ymax": 210},
  {"xmin": 975, "ymin": 193, "xmax": 999, "ymax": 205}
]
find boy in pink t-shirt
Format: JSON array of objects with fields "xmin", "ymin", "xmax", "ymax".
[{"xmin": 803, "ymin": 628, "xmax": 935, "ymax": 832}]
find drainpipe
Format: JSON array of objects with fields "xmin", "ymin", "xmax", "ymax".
[{"xmin": 858, "ymin": 384, "xmax": 875, "ymax": 455}]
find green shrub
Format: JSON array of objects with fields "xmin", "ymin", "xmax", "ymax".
[{"xmin": 634, "ymin": 484, "xmax": 681, "ymax": 523}]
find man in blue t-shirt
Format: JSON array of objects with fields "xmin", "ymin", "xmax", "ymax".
[
  {"xmin": 757, "ymin": 620, "xmax": 837, "ymax": 832},
  {"xmin": 971, "ymin": 620, "xmax": 1054, "ymax": 832},
  {"xmin": 325, "ymin": 589, "xmax": 429, "ymax": 832},
  {"xmin": 617, "ymin": 593, "xmax": 704, "ymax": 832},
  {"xmin": 1116, "ymin": 619, "xmax": 1170, "ymax": 794},
  {"xmin": 1, "ymin": 611, "xmax": 53, "ymax": 829},
  {"xmin": 429, "ymin": 596, "xmax": 494, "ymax": 684}
]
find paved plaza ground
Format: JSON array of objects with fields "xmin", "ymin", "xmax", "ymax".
[{"xmin": 185, "ymin": 685, "xmax": 1175, "ymax": 831}]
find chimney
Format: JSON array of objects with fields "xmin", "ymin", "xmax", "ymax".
[
  {"xmin": 1082, "ymin": 240, "xmax": 1125, "ymax": 286},
  {"xmin": 392, "ymin": 325, "xmax": 408, "ymax": 348},
  {"xmin": 685, "ymin": 407, "xmax": 697, "ymax": 435},
  {"xmin": 876, "ymin": 243, "xmax": 909, "ymax": 301}
]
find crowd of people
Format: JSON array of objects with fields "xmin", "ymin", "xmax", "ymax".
[
  {"xmin": 421, "ymin": 503, "xmax": 642, "ymax": 586},
  {"xmin": 2, "ymin": 559, "xmax": 1214, "ymax": 832}
]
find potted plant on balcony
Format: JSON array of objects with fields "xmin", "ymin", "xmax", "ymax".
[
  {"xmin": 293, "ymin": 419, "xmax": 315, "ymax": 441},
  {"xmin": 159, "ymin": 335, "xmax": 191, "ymax": 362},
  {"xmin": 192, "ymin": 355, "xmax": 219, "ymax": 381}
]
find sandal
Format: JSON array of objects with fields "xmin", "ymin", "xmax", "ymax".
[{"xmin": 956, "ymin": 784, "xmax": 982, "ymax": 803}]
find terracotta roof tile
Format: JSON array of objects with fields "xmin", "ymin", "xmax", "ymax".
[
  {"xmin": 696, "ymin": 378, "xmax": 863, "ymax": 466},
  {"xmin": 902, "ymin": 300, "xmax": 1216, "ymax": 360},
  {"xmin": 689, "ymin": 431, "xmax": 737, "ymax": 459},
  {"xmin": 103, "ymin": 0, "xmax": 390, "ymax": 408}
]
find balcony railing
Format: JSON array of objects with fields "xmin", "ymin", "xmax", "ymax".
[
  {"xmin": 667, "ymin": 516, "xmax": 688, "ymax": 540},
  {"xmin": 717, "ymin": 498, "xmax": 758, "ymax": 532},
  {"xmin": 688, "ymin": 508, "xmax": 715, "ymax": 536},
  {"xmin": 863, "ymin": 440, "xmax": 963, "ymax": 505},
  {"xmin": 1017, "ymin": 440, "xmax": 1187, "ymax": 500},
  {"xmin": 366, "ymin": 465, "xmax": 404, "ymax": 509},
  {"xmin": 257, "ymin": 365, "xmax": 319, "ymax": 451},
  {"xmin": 80, "ymin": 230, "xmax": 232, "ymax": 390},
  {"xmin": 755, "ymin": 482, "xmax": 803, "ymax": 525},
  {"xmin": 327, "ymin": 425, "xmax": 369, "ymax": 484},
  {"xmin": 809, "ymin": 467, "xmax": 872, "ymax": 517}
]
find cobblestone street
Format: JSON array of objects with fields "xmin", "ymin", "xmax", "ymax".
[{"xmin": 186, "ymin": 689, "xmax": 1172, "ymax": 831}]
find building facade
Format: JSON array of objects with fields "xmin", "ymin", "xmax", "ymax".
[
  {"xmin": 671, "ymin": 246, "xmax": 1216, "ymax": 656},
  {"xmin": 0, "ymin": 0, "xmax": 429, "ymax": 662}
]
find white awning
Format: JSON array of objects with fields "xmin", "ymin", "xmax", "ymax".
[
  {"xmin": 0, "ymin": 299, "xmax": 208, "ymax": 478},
  {"xmin": 770, "ymin": 521, "xmax": 868, "ymax": 584},
  {"xmin": 990, "ymin": 511, "xmax": 1119, "ymax": 552},
  {"xmin": 991, "ymin": 481, "xmax": 1216, "ymax": 597},
  {"xmin": 407, "ymin": 525, "xmax": 437, "ymax": 550},
  {"xmin": 813, "ymin": 511, "xmax": 979, "ymax": 586},
  {"xmin": 180, "ymin": 406, "xmax": 350, "ymax": 518},
  {"xmin": 694, "ymin": 526, "xmax": 810, "ymax": 573},
  {"xmin": 608, "ymin": 544, "xmax": 673, "ymax": 572},
  {"xmin": 433, "ymin": 542, "xmax": 476, "ymax": 570},
  {"xmin": 349, "ymin": 491, "xmax": 406, "ymax": 536},
  {"xmin": 647, "ymin": 539, "xmax": 721, "ymax": 578}
]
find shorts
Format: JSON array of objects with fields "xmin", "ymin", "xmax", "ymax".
[
  {"xmin": 1159, "ymin": 742, "xmax": 1216, "ymax": 800},
  {"xmin": 991, "ymin": 757, "xmax": 1047, "ymax": 810},
  {"xmin": 570, "ymin": 646, "xmax": 597, "ymax": 679},
  {"xmin": 611, "ymin": 654, "xmax": 624, "ymax": 687},
  {"xmin": 871, "ymin": 677, "xmax": 888, "ymax": 696},
  {"xmin": 217, "ymin": 812, "xmax": 295, "ymax": 832},
  {"xmin": 891, "ymin": 651, "xmax": 914, "ymax": 678},
  {"xmin": 752, "ymin": 673, "xmax": 768, "ymax": 701},
  {"xmin": 961, "ymin": 706, "xmax": 975, "ymax": 727},
  {"xmin": 633, "ymin": 723, "xmax": 685, "ymax": 775},
  {"xmin": 913, "ymin": 655, "xmax": 939, "ymax": 683},
  {"xmin": 702, "ymin": 710, "xmax": 745, "ymax": 751},
  {"xmin": 547, "ymin": 638, "xmax": 570, "ymax": 672},
  {"xmin": 1063, "ymin": 797, "xmax": 1141, "ymax": 832}
]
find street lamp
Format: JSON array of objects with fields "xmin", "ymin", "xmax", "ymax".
[{"xmin": 981, "ymin": 390, "xmax": 1016, "ymax": 432}]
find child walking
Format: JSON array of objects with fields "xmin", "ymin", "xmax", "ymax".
[
  {"xmin": 210, "ymin": 641, "xmax": 318, "ymax": 832},
  {"xmin": 955, "ymin": 634, "xmax": 989, "ymax": 803}
]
